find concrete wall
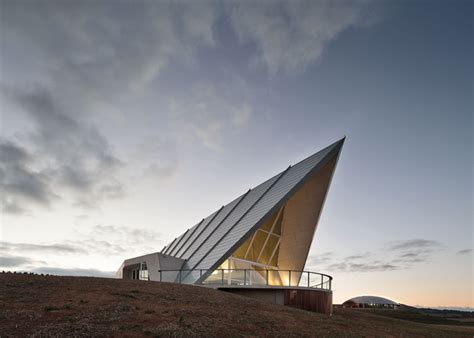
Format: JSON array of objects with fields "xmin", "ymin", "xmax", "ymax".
[{"xmin": 117, "ymin": 252, "xmax": 184, "ymax": 281}]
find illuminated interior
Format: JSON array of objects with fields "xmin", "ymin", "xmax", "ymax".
[
  {"xmin": 203, "ymin": 156, "xmax": 337, "ymax": 287},
  {"xmin": 205, "ymin": 206, "xmax": 285, "ymax": 286}
]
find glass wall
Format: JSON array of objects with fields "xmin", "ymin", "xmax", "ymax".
[
  {"xmin": 231, "ymin": 207, "xmax": 283, "ymax": 268},
  {"xmin": 204, "ymin": 206, "xmax": 290, "ymax": 286}
]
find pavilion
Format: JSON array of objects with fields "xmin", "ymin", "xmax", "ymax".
[{"xmin": 117, "ymin": 138, "xmax": 345, "ymax": 314}]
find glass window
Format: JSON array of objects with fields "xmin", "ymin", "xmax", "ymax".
[
  {"xmin": 232, "ymin": 236, "xmax": 252, "ymax": 259},
  {"xmin": 247, "ymin": 230, "xmax": 267, "ymax": 261},
  {"xmin": 269, "ymin": 242, "xmax": 280, "ymax": 267},
  {"xmin": 260, "ymin": 212, "xmax": 278, "ymax": 231},
  {"xmin": 258, "ymin": 234, "xmax": 279, "ymax": 265}
]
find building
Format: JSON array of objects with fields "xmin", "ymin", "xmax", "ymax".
[
  {"xmin": 342, "ymin": 296, "xmax": 400, "ymax": 309},
  {"xmin": 117, "ymin": 138, "xmax": 345, "ymax": 314}
]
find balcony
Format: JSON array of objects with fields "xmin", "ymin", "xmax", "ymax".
[{"xmin": 158, "ymin": 268, "xmax": 332, "ymax": 290}]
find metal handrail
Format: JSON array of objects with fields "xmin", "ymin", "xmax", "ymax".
[{"xmin": 158, "ymin": 268, "xmax": 332, "ymax": 290}]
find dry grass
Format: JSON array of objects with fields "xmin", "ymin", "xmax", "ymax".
[{"xmin": 1, "ymin": 273, "xmax": 473, "ymax": 337}]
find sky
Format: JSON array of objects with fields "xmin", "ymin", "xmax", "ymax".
[{"xmin": 0, "ymin": 0, "xmax": 472, "ymax": 308}]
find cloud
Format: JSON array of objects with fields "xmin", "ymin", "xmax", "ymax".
[
  {"xmin": 0, "ymin": 225, "xmax": 162, "ymax": 259},
  {"xmin": 386, "ymin": 239, "xmax": 443, "ymax": 265},
  {"xmin": 67, "ymin": 224, "xmax": 164, "ymax": 257},
  {"xmin": 0, "ymin": 1, "xmax": 221, "ymax": 214},
  {"xmin": 0, "ymin": 241, "xmax": 87, "ymax": 254},
  {"xmin": 168, "ymin": 83, "xmax": 252, "ymax": 150},
  {"xmin": 1, "ymin": 0, "xmax": 217, "ymax": 103},
  {"xmin": 388, "ymin": 239, "xmax": 442, "ymax": 251},
  {"xmin": 131, "ymin": 137, "xmax": 180, "ymax": 185},
  {"xmin": 345, "ymin": 253, "xmax": 371, "ymax": 260},
  {"xmin": 307, "ymin": 252, "xmax": 399, "ymax": 273},
  {"xmin": 0, "ymin": 224, "xmax": 163, "ymax": 273},
  {"xmin": 1, "ymin": 0, "xmax": 376, "ymax": 216},
  {"xmin": 91, "ymin": 225, "xmax": 162, "ymax": 245},
  {"xmin": 0, "ymin": 224, "xmax": 158, "ymax": 260},
  {"xmin": 392, "ymin": 252, "xmax": 429, "ymax": 264},
  {"xmin": 29, "ymin": 267, "xmax": 114, "ymax": 278},
  {"xmin": 327, "ymin": 252, "xmax": 400, "ymax": 272},
  {"xmin": 306, "ymin": 252, "xmax": 334, "ymax": 266},
  {"xmin": 228, "ymin": 0, "xmax": 373, "ymax": 73},
  {"xmin": 0, "ymin": 253, "xmax": 113, "ymax": 277},
  {"xmin": 0, "ymin": 84, "xmax": 123, "ymax": 213},
  {"xmin": 0, "ymin": 139, "xmax": 56, "ymax": 213},
  {"xmin": 307, "ymin": 239, "xmax": 443, "ymax": 273},
  {"xmin": 0, "ymin": 255, "xmax": 36, "ymax": 268},
  {"xmin": 456, "ymin": 249, "xmax": 472, "ymax": 255},
  {"xmin": 327, "ymin": 261, "xmax": 399, "ymax": 272}
]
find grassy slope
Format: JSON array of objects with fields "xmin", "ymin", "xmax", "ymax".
[
  {"xmin": 1, "ymin": 273, "xmax": 473, "ymax": 337},
  {"xmin": 362, "ymin": 308, "xmax": 474, "ymax": 326}
]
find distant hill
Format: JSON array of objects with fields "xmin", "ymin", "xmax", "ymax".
[
  {"xmin": 400, "ymin": 304, "xmax": 474, "ymax": 316},
  {"xmin": 1, "ymin": 272, "xmax": 473, "ymax": 337},
  {"xmin": 365, "ymin": 305, "xmax": 474, "ymax": 327},
  {"xmin": 413, "ymin": 307, "xmax": 474, "ymax": 316}
]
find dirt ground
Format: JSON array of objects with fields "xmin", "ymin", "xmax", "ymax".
[{"xmin": 1, "ymin": 273, "xmax": 473, "ymax": 337}]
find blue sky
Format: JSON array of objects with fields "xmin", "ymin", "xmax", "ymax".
[{"xmin": 0, "ymin": 0, "xmax": 472, "ymax": 307}]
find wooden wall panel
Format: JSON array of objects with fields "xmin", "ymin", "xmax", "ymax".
[{"xmin": 284, "ymin": 289, "xmax": 333, "ymax": 315}]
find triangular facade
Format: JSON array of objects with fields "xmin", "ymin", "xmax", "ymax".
[{"xmin": 118, "ymin": 138, "xmax": 344, "ymax": 286}]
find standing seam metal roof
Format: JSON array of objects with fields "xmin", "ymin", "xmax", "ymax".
[
  {"xmin": 177, "ymin": 208, "xmax": 221, "ymax": 259},
  {"xmin": 194, "ymin": 141, "xmax": 341, "ymax": 276},
  {"xmin": 169, "ymin": 218, "xmax": 203, "ymax": 258},
  {"xmin": 162, "ymin": 138, "xmax": 344, "ymax": 278}
]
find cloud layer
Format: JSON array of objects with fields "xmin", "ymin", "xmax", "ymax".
[
  {"xmin": 168, "ymin": 82, "xmax": 251, "ymax": 150},
  {"xmin": 0, "ymin": 85, "xmax": 123, "ymax": 213},
  {"xmin": 0, "ymin": 1, "xmax": 229, "ymax": 214},
  {"xmin": 307, "ymin": 239, "xmax": 444, "ymax": 273},
  {"xmin": 0, "ymin": 0, "xmax": 375, "ymax": 215},
  {"xmin": 0, "ymin": 1, "xmax": 215, "ymax": 213},
  {"xmin": 29, "ymin": 267, "xmax": 115, "ymax": 278},
  {"xmin": 0, "ymin": 139, "xmax": 55, "ymax": 214},
  {"xmin": 0, "ymin": 224, "xmax": 163, "ymax": 275},
  {"xmin": 229, "ymin": 0, "xmax": 371, "ymax": 73}
]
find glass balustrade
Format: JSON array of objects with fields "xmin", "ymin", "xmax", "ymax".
[{"xmin": 159, "ymin": 269, "xmax": 332, "ymax": 290}]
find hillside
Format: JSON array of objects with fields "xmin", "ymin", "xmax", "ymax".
[{"xmin": 1, "ymin": 273, "xmax": 473, "ymax": 337}]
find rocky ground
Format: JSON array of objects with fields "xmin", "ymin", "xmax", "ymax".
[{"xmin": 1, "ymin": 273, "xmax": 473, "ymax": 337}]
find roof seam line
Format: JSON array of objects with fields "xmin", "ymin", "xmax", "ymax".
[
  {"xmin": 182, "ymin": 189, "xmax": 252, "ymax": 273},
  {"xmin": 165, "ymin": 233, "xmax": 183, "ymax": 255},
  {"xmin": 178, "ymin": 205, "xmax": 225, "ymax": 259},
  {"xmin": 168, "ymin": 228, "xmax": 190, "ymax": 257},
  {"xmin": 162, "ymin": 237, "xmax": 177, "ymax": 255},
  {"xmin": 174, "ymin": 218, "xmax": 205, "ymax": 258}
]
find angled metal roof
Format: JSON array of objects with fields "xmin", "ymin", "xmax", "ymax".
[{"xmin": 162, "ymin": 138, "xmax": 345, "ymax": 279}]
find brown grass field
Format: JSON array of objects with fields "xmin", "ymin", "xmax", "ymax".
[{"xmin": 1, "ymin": 273, "xmax": 473, "ymax": 337}]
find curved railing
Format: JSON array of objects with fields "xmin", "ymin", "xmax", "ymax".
[{"xmin": 158, "ymin": 269, "xmax": 332, "ymax": 290}]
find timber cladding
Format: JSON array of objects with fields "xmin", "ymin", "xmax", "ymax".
[{"xmin": 284, "ymin": 289, "xmax": 333, "ymax": 315}]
